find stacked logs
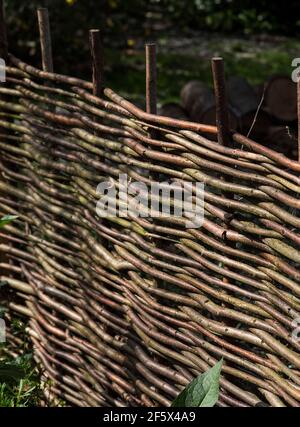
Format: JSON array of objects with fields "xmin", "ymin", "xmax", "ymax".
[
  {"xmin": 159, "ymin": 76, "xmax": 298, "ymax": 158},
  {"xmin": 0, "ymin": 53, "xmax": 300, "ymax": 407}
]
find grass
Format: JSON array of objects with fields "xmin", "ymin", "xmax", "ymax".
[
  {"xmin": 0, "ymin": 351, "xmax": 43, "ymax": 407},
  {"xmin": 0, "ymin": 311, "xmax": 44, "ymax": 407},
  {"xmin": 0, "ymin": 215, "xmax": 43, "ymax": 406}
]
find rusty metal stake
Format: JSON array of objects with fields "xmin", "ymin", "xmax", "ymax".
[
  {"xmin": 145, "ymin": 43, "xmax": 157, "ymax": 115},
  {"xmin": 211, "ymin": 57, "xmax": 230, "ymax": 146},
  {"xmin": 37, "ymin": 7, "xmax": 53, "ymax": 73},
  {"xmin": 89, "ymin": 29, "xmax": 104, "ymax": 97}
]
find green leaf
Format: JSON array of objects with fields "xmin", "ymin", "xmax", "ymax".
[
  {"xmin": 13, "ymin": 353, "xmax": 32, "ymax": 367},
  {"xmin": 0, "ymin": 215, "xmax": 18, "ymax": 228},
  {"xmin": 171, "ymin": 358, "xmax": 223, "ymax": 407},
  {"xmin": 199, "ymin": 358, "xmax": 223, "ymax": 407},
  {"xmin": 0, "ymin": 281, "xmax": 8, "ymax": 289},
  {"xmin": 171, "ymin": 377, "xmax": 205, "ymax": 407}
]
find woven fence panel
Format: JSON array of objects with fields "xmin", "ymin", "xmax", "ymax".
[{"xmin": 0, "ymin": 54, "xmax": 300, "ymax": 407}]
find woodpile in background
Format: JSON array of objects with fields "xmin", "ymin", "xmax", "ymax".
[
  {"xmin": 2, "ymin": 55, "xmax": 300, "ymax": 407},
  {"xmin": 159, "ymin": 75, "xmax": 298, "ymax": 159}
]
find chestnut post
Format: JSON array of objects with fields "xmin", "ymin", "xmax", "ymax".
[
  {"xmin": 0, "ymin": 0, "xmax": 10, "ymax": 268},
  {"xmin": 145, "ymin": 42, "xmax": 157, "ymax": 115},
  {"xmin": 37, "ymin": 7, "xmax": 53, "ymax": 73},
  {"xmin": 145, "ymin": 42, "xmax": 157, "ymax": 147},
  {"xmin": 211, "ymin": 57, "xmax": 235, "ymax": 257},
  {"xmin": 89, "ymin": 29, "xmax": 104, "ymax": 97},
  {"xmin": 211, "ymin": 57, "xmax": 230, "ymax": 146},
  {"xmin": 0, "ymin": 0, "xmax": 7, "ymax": 128},
  {"xmin": 298, "ymin": 77, "xmax": 300, "ymax": 162}
]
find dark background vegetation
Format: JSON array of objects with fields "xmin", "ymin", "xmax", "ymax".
[
  {"xmin": 6, "ymin": 0, "xmax": 300, "ymax": 51},
  {"xmin": 4, "ymin": 0, "xmax": 300, "ymax": 104}
]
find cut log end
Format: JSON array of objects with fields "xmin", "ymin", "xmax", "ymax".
[
  {"xmin": 264, "ymin": 75, "xmax": 297, "ymax": 122},
  {"xmin": 159, "ymin": 102, "xmax": 189, "ymax": 120}
]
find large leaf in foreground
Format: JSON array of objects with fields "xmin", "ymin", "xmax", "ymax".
[{"xmin": 171, "ymin": 359, "xmax": 223, "ymax": 407}]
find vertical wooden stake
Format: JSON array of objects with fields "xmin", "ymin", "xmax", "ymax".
[
  {"xmin": 211, "ymin": 57, "xmax": 230, "ymax": 146},
  {"xmin": 89, "ymin": 29, "xmax": 104, "ymax": 97},
  {"xmin": 0, "ymin": 0, "xmax": 7, "ymax": 62},
  {"xmin": 145, "ymin": 43, "xmax": 157, "ymax": 177},
  {"xmin": 297, "ymin": 77, "xmax": 300, "ymax": 162},
  {"xmin": 0, "ymin": 0, "xmax": 10, "ymax": 270},
  {"xmin": 0, "ymin": 0, "xmax": 7, "ymax": 139},
  {"xmin": 37, "ymin": 7, "xmax": 53, "ymax": 72},
  {"xmin": 211, "ymin": 57, "xmax": 234, "ymax": 261},
  {"xmin": 145, "ymin": 43, "xmax": 157, "ymax": 115}
]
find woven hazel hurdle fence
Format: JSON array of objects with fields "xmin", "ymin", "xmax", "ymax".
[{"xmin": 1, "ymin": 6, "xmax": 300, "ymax": 407}]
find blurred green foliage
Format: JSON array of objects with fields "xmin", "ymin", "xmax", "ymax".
[
  {"xmin": 0, "ymin": 353, "xmax": 43, "ymax": 407},
  {"xmin": 4, "ymin": 0, "xmax": 300, "ymax": 66}
]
